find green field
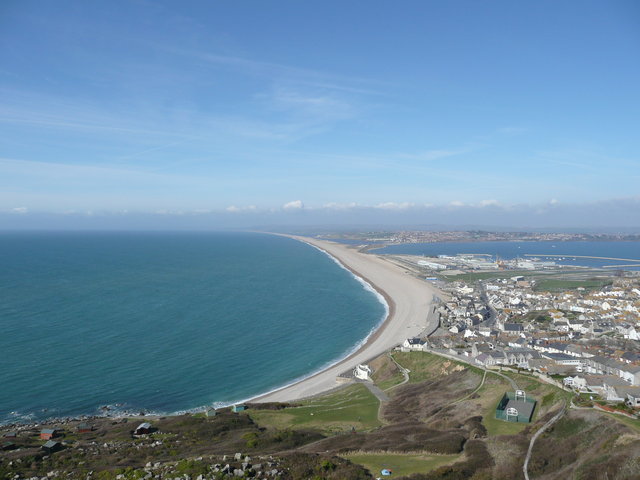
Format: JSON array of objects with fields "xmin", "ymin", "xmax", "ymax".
[
  {"xmin": 247, "ymin": 384, "xmax": 381, "ymax": 434},
  {"xmin": 342, "ymin": 452, "xmax": 460, "ymax": 477},
  {"xmin": 391, "ymin": 351, "xmax": 482, "ymax": 383},
  {"xmin": 374, "ymin": 370, "xmax": 405, "ymax": 391},
  {"xmin": 533, "ymin": 278, "xmax": 612, "ymax": 292}
]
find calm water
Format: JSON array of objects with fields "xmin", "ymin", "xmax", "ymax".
[
  {"xmin": 373, "ymin": 241, "xmax": 640, "ymax": 270},
  {"xmin": 0, "ymin": 232, "xmax": 386, "ymax": 424}
]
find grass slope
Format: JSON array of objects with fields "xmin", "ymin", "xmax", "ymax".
[
  {"xmin": 342, "ymin": 452, "xmax": 460, "ymax": 478},
  {"xmin": 247, "ymin": 383, "xmax": 381, "ymax": 435},
  {"xmin": 370, "ymin": 354, "xmax": 406, "ymax": 390}
]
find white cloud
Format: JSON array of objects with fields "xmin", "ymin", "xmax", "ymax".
[
  {"xmin": 2, "ymin": 197, "xmax": 638, "ymax": 231},
  {"xmin": 478, "ymin": 199, "xmax": 500, "ymax": 207},
  {"xmin": 322, "ymin": 202, "xmax": 359, "ymax": 210},
  {"xmin": 226, "ymin": 205, "xmax": 258, "ymax": 213},
  {"xmin": 155, "ymin": 209, "xmax": 186, "ymax": 215},
  {"xmin": 449, "ymin": 201, "xmax": 465, "ymax": 207},
  {"xmin": 282, "ymin": 200, "xmax": 304, "ymax": 210},
  {"xmin": 374, "ymin": 202, "xmax": 415, "ymax": 210}
]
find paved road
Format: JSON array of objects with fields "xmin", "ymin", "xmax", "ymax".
[
  {"xmin": 478, "ymin": 281, "xmax": 498, "ymax": 327},
  {"xmin": 362, "ymin": 381, "xmax": 390, "ymax": 402},
  {"xmin": 493, "ymin": 368, "xmax": 519, "ymax": 390},
  {"xmin": 422, "ymin": 295, "xmax": 442, "ymax": 336}
]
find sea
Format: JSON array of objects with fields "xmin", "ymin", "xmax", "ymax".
[
  {"xmin": 372, "ymin": 241, "xmax": 640, "ymax": 271},
  {"xmin": 0, "ymin": 232, "xmax": 387, "ymax": 425}
]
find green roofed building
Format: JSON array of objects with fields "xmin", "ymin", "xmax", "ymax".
[
  {"xmin": 41, "ymin": 440, "xmax": 63, "ymax": 454},
  {"xmin": 495, "ymin": 390, "xmax": 536, "ymax": 423}
]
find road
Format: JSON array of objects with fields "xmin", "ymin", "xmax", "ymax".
[
  {"xmin": 478, "ymin": 281, "xmax": 498, "ymax": 327},
  {"xmin": 361, "ymin": 381, "xmax": 390, "ymax": 403}
]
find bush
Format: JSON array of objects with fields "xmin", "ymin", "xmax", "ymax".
[{"xmin": 174, "ymin": 459, "xmax": 209, "ymax": 475}]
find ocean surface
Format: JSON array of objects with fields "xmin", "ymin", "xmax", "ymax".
[
  {"xmin": 0, "ymin": 232, "xmax": 386, "ymax": 425},
  {"xmin": 373, "ymin": 241, "xmax": 640, "ymax": 270}
]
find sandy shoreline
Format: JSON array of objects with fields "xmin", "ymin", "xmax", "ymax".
[
  {"xmin": 251, "ymin": 235, "xmax": 438, "ymax": 403},
  {"xmin": 1, "ymin": 234, "xmax": 437, "ymax": 427}
]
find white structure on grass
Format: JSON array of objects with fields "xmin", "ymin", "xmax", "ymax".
[{"xmin": 354, "ymin": 364, "xmax": 372, "ymax": 380}]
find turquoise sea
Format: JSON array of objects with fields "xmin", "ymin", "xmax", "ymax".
[{"xmin": 0, "ymin": 232, "xmax": 386, "ymax": 425}]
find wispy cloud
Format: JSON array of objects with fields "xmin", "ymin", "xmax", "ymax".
[
  {"xmin": 5, "ymin": 197, "xmax": 638, "ymax": 232},
  {"xmin": 225, "ymin": 205, "xmax": 257, "ymax": 213},
  {"xmin": 115, "ymin": 140, "xmax": 193, "ymax": 161},
  {"xmin": 0, "ymin": 105, "xmax": 179, "ymax": 138},
  {"xmin": 295, "ymin": 81, "xmax": 383, "ymax": 96},
  {"xmin": 0, "ymin": 156, "xmax": 230, "ymax": 211},
  {"xmin": 396, "ymin": 148, "xmax": 472, "ymax": 162},
  {"xmin": 497, "ymin": 126, "xmax": 528, "ymax": 135},
  {"xmin": 478, "ymin": 199, "xmax": 500, "ymax": 207},
  {"xmin": 267, "ymin": 88, "xmax": 353, "ymax": 117},
  {"xmin": 0, "ymin": 157, "xmax": 185, "ymax": 182},
  {"xmin": 322, "ymin": 202, "xmax": 360, "ymax": 210},
  {"xmin": 0, "ymin": 85, "xmax": 343, "ymax": 154},
  {"xmin": 167, "ymin": 48, "xmax": 382, "ymax": 93},
  {"xmin": 282, "ymin": 200, "xmax": 304, "ymax": 210},
  {"xmin": 538, "ymin": 148, "xmax": 640, "ymax": 174},
  {"xmin": 374, "ymin": 202, "xmax": 416, "ymax": 210},
  {"xmin": 0, "ymin": 88, "xmax": 193, "ymax": 139}
]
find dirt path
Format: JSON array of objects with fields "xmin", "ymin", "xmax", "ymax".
[
  {"xmin": 523, "ymin": 402, "xmax": 566, "ymax": 480},
  {"xmin": 386, "ymin": 352, "xmax": 410, "ymax": 391},
  {"xmin": 424, "ymin": 348, "xmax": 520, "ymax": 391},
  {"xmin": 491, "ymin": 368, "xmax": 520, "ymax": 391},
  {"xmin": 453, "ymin": 369, "xmax": 487, "ymax": 404}
]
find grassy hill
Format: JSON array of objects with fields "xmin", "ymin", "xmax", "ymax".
[{"xmin": 2, "ymin": 351, "xmax": 639, "ymax": 479}]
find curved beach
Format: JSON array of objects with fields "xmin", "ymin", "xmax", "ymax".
[{"xmin": 253, "ymin": 235, "xmax": 438, "ymax": 402}]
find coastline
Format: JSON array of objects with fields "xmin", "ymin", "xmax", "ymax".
[
  {"xmin": 250, "ymin": 234, "xmax": 438, "ymax": 403},
  {"xmin": 1, "ymin": 233, "xmax": 438, "ymax": 426}
]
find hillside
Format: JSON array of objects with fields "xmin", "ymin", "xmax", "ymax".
[{"xmin": 2, "ymin": 352, "xmax": 639, "ymax": 479}]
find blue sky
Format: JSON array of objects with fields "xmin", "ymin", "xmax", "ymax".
[{"xmin": 1, "ymin": 0, "xmax": 639, "ymax": 229}]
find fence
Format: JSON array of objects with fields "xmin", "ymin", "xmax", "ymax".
[{"xmin": 495, "ymin": 392, "xmax": 537, "ymax": 423}]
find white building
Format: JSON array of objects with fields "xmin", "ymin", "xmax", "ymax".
[
  {"xmin": 402, "ymin": 337, "xmax": 427, "ymax": 351},
  {"xmin": 354, "ymin": 364, "xmax": 372, "ymax": 380}
]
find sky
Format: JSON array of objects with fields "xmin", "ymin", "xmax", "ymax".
[{"xmin": 1, "ymin": 0, "xmax": 639, "ymax": 230}]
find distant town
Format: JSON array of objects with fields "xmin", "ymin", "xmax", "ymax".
[
  {"xmin": 321, "ymin": 230, "xmax": 640, "ymax": 244},
  {"xmin": 379, "ymin": 242, "xmax": 640, "ymax": 411},
  {"xmin": 2, "ymin": 232, "xmax": 640, "ymax": 479}
]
